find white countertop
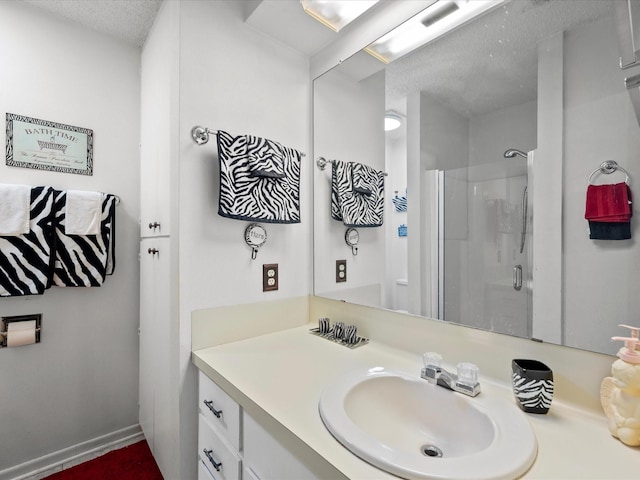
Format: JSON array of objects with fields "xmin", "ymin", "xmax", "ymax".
[{"xmin": 192, "ymin": 324, "xmax": 639, "ymax": 479}]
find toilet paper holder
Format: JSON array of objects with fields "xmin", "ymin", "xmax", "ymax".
[{"xmin": 0, "ymin": 314, "xmax": 41, "ymax": 348}]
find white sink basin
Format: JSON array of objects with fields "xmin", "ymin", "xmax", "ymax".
[{"xmin": 319, "ymin": 367, "xmax": 537, "ymax": 480}]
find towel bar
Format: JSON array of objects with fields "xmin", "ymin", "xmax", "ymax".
[
  {"xmin": 191, "ymin": 126, "xmax": 218, "ymax": 145},
  {"xmin": 190, "ymin": 125, "xmax": 306, "ymax": 157},
  {"xmin": 316, "ymin": 156, "xmax": 388, "ymax": 176}
]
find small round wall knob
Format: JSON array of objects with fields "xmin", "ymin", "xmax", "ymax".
[
  {"xmin": 148, "ymin": 222, "xmax": 161, "ymax": 230},
  {"xmin": 148, "ymin": 248, "xmax": 159, "ymax": 255}
]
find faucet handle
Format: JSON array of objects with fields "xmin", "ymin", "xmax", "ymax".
[
  {"xmin": 457, "ymin": 362, "xmax": 479, "ymax": 385},
  {"xmin": 423, "ymin": 352, "xmax": 442, "ymax": 368}
]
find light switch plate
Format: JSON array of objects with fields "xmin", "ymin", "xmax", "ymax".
[
  {"xmin": 336, "ymin": 259, "xmax": 347, "ymax": 283},
  {"xmin": 263, "ymin": 263, "xmax": 278, "ymax": 292}
]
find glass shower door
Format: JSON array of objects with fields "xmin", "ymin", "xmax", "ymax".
[{"xmin": 441, "ymin": 159, "xmax": 530, "ymax": 338}]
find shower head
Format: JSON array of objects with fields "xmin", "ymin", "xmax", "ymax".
[{"xmin": 504, "ymin": 149, "xmax": 528, "ymax": 159}]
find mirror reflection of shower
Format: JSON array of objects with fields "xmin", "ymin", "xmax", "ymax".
[{"xmin": 420, "ymin": 149, "xmax": 532, "ymax": 339}]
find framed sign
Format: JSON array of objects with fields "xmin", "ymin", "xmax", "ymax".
[{"xmin": 5, "ymin": 113, "xmax": 93, "ymax": 176}]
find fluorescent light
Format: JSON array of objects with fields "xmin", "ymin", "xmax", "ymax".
[
  {"xmin": 365, "ymin": 0, "xmax": 504, "ymax": 64},
  {"xmin": 301, "ymin": 0, "xmax": 379, "ymax": 32},
  {"xmin": 385, "ymin": 112, "xmax": 402, "ymax": 131}
]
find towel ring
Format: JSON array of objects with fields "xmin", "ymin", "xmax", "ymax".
[{"xmin": 588, "ymin": 160, "xmax": 630, "ymax": 184}]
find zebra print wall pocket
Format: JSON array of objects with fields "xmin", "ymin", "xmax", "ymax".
[{"xmin": 512, "ymin": 359, "xmax": 554, "ymax": 414}]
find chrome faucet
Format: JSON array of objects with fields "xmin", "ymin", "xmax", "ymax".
[{"xmin": 420, "ymin": 352, "xmax": 481, "ymax": 397}]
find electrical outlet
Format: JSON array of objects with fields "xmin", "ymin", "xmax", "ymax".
[
  {"xmin": 336, "ymin": 259, "xmax": 347, "ymax": 283},
  {"xmin": 263, "ymin": 263, "xmax": 278, "ymax": 292}
]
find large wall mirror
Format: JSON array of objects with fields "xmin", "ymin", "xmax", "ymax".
[{"xmin": 313, "ymin": 0, "xmax": 640, "ymax": 356}]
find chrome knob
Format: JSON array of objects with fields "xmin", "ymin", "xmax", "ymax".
[
  {"xmin": 148, "ymin": 222, "xmax": 161, "ymax": 230},
  {"xmin": 147, "ymin": 248, "xmax": 159, "ymax": 255}
]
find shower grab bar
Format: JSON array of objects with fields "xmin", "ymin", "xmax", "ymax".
[
  {"xmin": 588, "ymin": 160, "xmax": 630, "ymax": 184},
  {"xmin": 316, "ymin": 156, "xmax": 388, "ymax": 176}
]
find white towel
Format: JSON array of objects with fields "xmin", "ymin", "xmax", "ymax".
[
  {"xmin": 0, "ymin": 184, "xmax": 31, "ymax": 236},
  {"xmin": 65, "ymin": 190, "xmax": 103, "ymax": 235}
]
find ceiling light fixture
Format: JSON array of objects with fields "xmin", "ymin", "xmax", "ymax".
[
  {"xmin": 300, "ymin": 0, "xmax": 380, "ymax": 32},
  {"xmin": 365, "ymin": 0, "xmax": 504, "ymax": 64},
  {"xmin": 385, "ymin": 111, "xmax": 402, "ymax": 131}
]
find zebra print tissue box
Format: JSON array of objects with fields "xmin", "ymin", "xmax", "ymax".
[{"xmin": 511, "ymin": 359, "xmax": 554, "ymax": 414}]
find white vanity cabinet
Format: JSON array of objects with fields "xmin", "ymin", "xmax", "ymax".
[
  {"xmin": 242, "ymin": 412, "xmax": 321, "ymax": 480},
  {"xmin": 198, "ymin": 372, "xmax": 242, "ymax": 480},
  {"xmin": 198, "ymin": 371, "xmax": 321, "ymax": 480}
]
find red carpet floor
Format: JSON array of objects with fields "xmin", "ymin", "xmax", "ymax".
[{"xmin": 43, "ymin": 440, "xmax": 163, "ymax": 480}]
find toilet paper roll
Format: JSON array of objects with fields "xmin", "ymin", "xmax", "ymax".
[{"xmin": 7, "ymin": 320, "xmax": 36, "ymax": 347}]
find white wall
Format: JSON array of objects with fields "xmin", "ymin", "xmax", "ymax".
[
  {"xmin": 0, "ymin": 1, "xmax": 140, "ymax": 473},
  {"xmin": 177, "ymin": 2, "xmax": 312, "ymax": 478},
  {"xmin": 313, "ymin": 67, "xmax": 385, "ymax": 304},
  {"xmin": 469, "ymin": 101, "xmax": 537, "ymax": 167},
  {"xmin": 563, "ymin": 15, "xmax": 640, "ymax": 354}
]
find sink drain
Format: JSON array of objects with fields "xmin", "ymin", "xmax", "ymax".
[{"xmin": 421, "ymin": 444, "xmax": 443, "ymax": 458}]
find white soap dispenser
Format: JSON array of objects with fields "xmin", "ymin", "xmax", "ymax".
[{"xmin": 600, "ymin": 324, "xmax": 640, "ymax": 447}]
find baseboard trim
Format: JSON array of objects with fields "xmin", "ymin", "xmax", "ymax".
[{"xmin": 0, "ymin": 424, "xmax": 144, "ymax": 480}]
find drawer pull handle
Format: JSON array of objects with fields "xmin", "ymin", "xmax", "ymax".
[
  {"xmin": 203, "ymin": 448, "xmax": 222, "ymax": 472},
  {"xmin": 203, "ymin": 399, "xmax": 222, "ymax": 418}
]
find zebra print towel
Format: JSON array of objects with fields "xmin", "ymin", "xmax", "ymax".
[
  {"xmin": 332, "ymin": 160, "xmax": 384, "ymax": 227},
  {"xmin": 217, "ymin": 130, "xmax": 302, "ymax": 223},
  {"xmin": 0, "ymin": 186, "xmax": 56, "ymax": 296},
  {"xmin": 351, "ymin": 163, "xmax": 378, "ymax": 195},
  {"xmin": 52, "ymin": 191, "xmax": 116, "ymax": 287}
]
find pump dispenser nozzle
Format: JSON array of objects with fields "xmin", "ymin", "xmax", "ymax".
[{"xmin": 612, "ymin": 324, "xmax": 640, "ymax": 364}]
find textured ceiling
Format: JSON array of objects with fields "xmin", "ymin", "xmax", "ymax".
[
  {"xmin": 18, "ymin": 0, "xmax": 617, "ymax": 119},
  {"xmin": 19, "ymin": 0, "xmax": 332, "ymax": 52},
  {"xmin": 385, "ymin": 0, "xmax": 614, "ymax": 118},
  {"xmin": 21, "ymin": 0, "xmax": 163, "ymax": 46}
]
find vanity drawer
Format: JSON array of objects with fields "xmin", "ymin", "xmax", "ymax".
[
  {"xmin": 198, "ymin": 457, "xmax": 215, "ymax": 480},
  {"xmin": 244, "ymin": 466, "xmax": 261, "ymax": 480},
  {"xmin": 198, "ymin": 414, "xmax": 242, "ymax": 480},
  {"xmin": 199, "ymin": 371, "xmax": 242, "ymax": 451}
]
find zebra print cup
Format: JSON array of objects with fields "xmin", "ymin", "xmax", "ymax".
[
  {"xmin": 318, "ymin": 317, "xmax": 331, "ymax": 335},
  {"xmin": 512, "ymin": 359, "xmax": 554, "ymax": 414},
  {"xmin": 343, "ymin": 324, "xmax": 358, "ymax": 345},
  {"xmin": 333, "ymin": 322, "xmax": 345, "ymax": 341}
]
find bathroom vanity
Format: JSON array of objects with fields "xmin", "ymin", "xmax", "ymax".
[{"xmin": 192, "ymin": 297, "xmax": 639, "ymax": 479}]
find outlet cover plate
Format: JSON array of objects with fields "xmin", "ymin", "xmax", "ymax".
[
  {"xmin": 263, "ymin": 263, "xmax": 279, "ymax": 292},
  {"xmin": 336, "ymin": 259, "xmax": 347, "ymax": 283}
]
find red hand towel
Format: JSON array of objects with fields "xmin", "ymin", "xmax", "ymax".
[{"xmin": 585, "ymin": 182, "xmax": 632, "ymax": 222}]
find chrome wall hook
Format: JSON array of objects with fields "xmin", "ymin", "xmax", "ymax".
[
  {"xmin": 345, "ymin": 228, "xmax": 359, "ymax": 256},
  {"xmin": 245, "ymin": 223, "xmax": 267, "ymax": 260}
]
